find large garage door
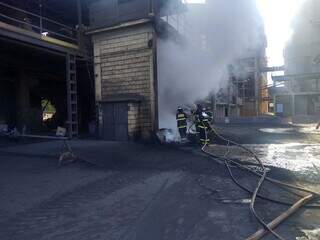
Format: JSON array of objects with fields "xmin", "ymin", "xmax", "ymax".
[{"xmin": 102, "ymin": 103, "xmax": 128, "ymax": 141}]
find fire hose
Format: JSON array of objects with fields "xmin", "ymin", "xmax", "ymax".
[
  {"xmin": 189, "ymin": 122, "xmax": 318, "ymax": 239},
  {"xmin": 201, "ymin": 134, "xmax": 284, "ymax": 240}
]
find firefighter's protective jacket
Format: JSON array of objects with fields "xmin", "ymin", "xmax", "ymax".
[{"xmin": 176, "ymin": 112, "xmax": 187, "ymax": 129}]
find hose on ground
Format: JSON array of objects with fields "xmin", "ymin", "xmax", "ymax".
[
  {"xmin": 201, "ymin": 140, "xmax": 284, "ymax": 240},
  {"xmin": 187, "ymin": 116, "xmax": 319, "ymax": 238},
  {"xmin": 203, "ymin": 149, "xmax": 320, "ymax": 208},
  {"xmin": 207, "ymin": 128, "xmax": 320, "ymax": 197},
  {"xmin": 199, "ymin": 125, "xmax": 319, "ymax": 239}
]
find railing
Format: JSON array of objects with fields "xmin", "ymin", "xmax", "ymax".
[
  {"xmin": 0, "ymin": 1, "xmax": 78, "ymax": 45},
  {"xmin": 160, "ymin": 0, "xmax": 190, "ymax": 35}
]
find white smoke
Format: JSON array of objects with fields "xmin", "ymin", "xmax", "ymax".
[{"xmin": 157, "ymin": 0, "xmax": 265, "ymax": 130}]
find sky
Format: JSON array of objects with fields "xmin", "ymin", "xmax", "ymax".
[{"xmin": 185, "ymin": 0, "xmax": 306, "ymax": 67}]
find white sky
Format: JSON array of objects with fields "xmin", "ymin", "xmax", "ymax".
[{"xmin": 186, "ymin": 0, "xmax": 306, "ymax": 67}]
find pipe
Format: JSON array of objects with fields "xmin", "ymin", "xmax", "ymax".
[
  {"xmin": 246, "ymin": 194, "xmax": 313, "ymax": 240},
  {"xmin": 209, "ymin": 127, "xmax": 320, "ymax": 196},
  {"xmin": 202, "ymin": 140, "xmax": 283, "ymax": 239}
]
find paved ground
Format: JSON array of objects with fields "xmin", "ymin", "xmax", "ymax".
[{"xmin": 0, "ymin": 123, "xmax": 320, "ymax": 240}]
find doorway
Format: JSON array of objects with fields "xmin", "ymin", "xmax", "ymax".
[{"xmin": 102, "ymin": 102, "xmax": 128, "ymax": 141}]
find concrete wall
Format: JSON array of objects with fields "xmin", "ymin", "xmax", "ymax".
[{"xmin": 92, "ymin": 23, "xmax": 157, "ymax": 139}]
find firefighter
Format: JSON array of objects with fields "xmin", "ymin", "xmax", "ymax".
[
  {"xmin": 193, "ymin": 104, "xmax": 202, "ymax": 136},
  {"xmin": 176, "ymin": 107, "xmax": 187, "ymax": 140},
  {"xmin": 202, "ymin": 107, "xmax": 213, "ymax": 132},
  {"xmin": 195, "ymin": 105, "xmax": 209, "ymax": 145}
]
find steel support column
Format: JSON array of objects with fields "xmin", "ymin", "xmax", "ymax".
[{"xmin": 292, "ymin": 94, "xmax": 296, "ymax": 116}]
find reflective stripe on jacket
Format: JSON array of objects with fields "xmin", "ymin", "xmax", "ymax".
[{"xmin": 176, "ymin": 113, "xmax": 187, "ymax": 128}]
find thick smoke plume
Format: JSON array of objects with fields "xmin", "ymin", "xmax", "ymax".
[{"xmin": 157, "ymin": 0, "xmax": 264, "ymax": 130}]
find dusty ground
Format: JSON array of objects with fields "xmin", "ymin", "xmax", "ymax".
[{"xmin": 0, "ymin": 123, "xmax": 319, "ymax": 240}]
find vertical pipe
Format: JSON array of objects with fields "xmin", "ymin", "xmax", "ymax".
[
  {"xmin": 243, "ymin": 81, "xmax": 246, "ymax": 115},
  {"xmin": 274, "ymin": 95, "xmax": 277, "ymax": 115},
  {"xmin": 292, "ymin": 94, "xmax": 295, "ymax": 116},
  {"xmin": 76, "ymin": 0, "xmax": 82, "ymax": 44},
  {"xmin": 149, "ymin": 0, "xmax": 155, "ymax": 16},
  {"xmin": 153, "ymin": 29, "xmax": 159, "ymax": 131},
  {"xmin": 77, "ymin": 0, "xmax": 82, "ymax": 26},
  {"xmin": 39, "ymin": 0, "xmax": 43, "ymax": 34},
  {"xmin": 255, "ymin": 58, "xmax": 260, "ymax": 116}
]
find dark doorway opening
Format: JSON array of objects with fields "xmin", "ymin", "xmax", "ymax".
[
  {"xmin": 102, "ymin": 102, "xmax": 128, "ymax": 141},
  {"xmin": 0, "ymin": 39, "xmax": 94, "ymax": 136}
]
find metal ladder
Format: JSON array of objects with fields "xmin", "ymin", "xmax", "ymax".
[{"xmin": 66, "ymin": 53, "xmax": 78, "ymax": 138}]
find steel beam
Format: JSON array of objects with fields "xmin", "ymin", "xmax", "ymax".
[{"xmin": 0, "ymin": 21, "xmax": 79, "ymax": 55}]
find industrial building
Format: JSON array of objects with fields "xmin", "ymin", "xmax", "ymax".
[
  {"xmin": 0, "ymin": 0, "xmax": 186, "ymax": 141},
  {"xmin": 212, "ymin": 52, "xmax": 269, "ymax": 122},
  {"xmin": 228, "ymin": 50, "xmax": 269, "ymax": 117},
  {"xmin": 88, "ymin": 0, "xmax": 186, "ymax": 141},
  {"xmin": 0, "ymin": 0, "xmax": 94, "ymax": 138},
  {"xmin": 0, "ymin": 0, "xmax": 270, "ymax": 141},
  {"xmin": 185, "ymin": 1, "xmax": 269, "ymax": 122},
  {"xmin": 272, "ymin": 0, "xmax": 320, "ymax": 122}
]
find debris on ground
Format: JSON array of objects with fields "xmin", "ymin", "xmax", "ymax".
[
  {"xmin": 296, "ymin": 229, "xmax": 320, "ymax": 240},
  {"xmin": 156, "ymin": 128, "xmax": 179, "ymax": 144}
]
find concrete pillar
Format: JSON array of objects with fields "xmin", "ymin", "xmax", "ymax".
[
  {"xmin": 273, "ymin": 94, "xmax": 277, "ymax": 115},
  {"xmin": 292, "ymin": 94, "xmax": 296, "ymax": 116},
  {"xmin": 16, "ymin": 70, "xmax": 31, "ymax": 130},
  {"xmin": 16, "ymin": 70, "xmax": 30, "ymax": 111},
  {"xmin": 255, "ymin": 72, "xmax": 260, "ymax": 116}
]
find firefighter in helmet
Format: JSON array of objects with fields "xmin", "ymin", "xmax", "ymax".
[
  {"xmin": 195, "ymin": 104, "xmax": 209, "ymax": 145},
  {"xmin": 202, "ymin": 107, "xmax": 213, "ymax": 132},
  {"xmin": 176, "ymin": 106, "xmax": 187, "ymax": 140}
]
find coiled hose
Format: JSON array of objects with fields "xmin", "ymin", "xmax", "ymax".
[
  {"xmin": 201, "ymin": 138, "xmax": 284, "ymax": 240},
  {"xmin": 194, "ymin": 124, "xmax": 319, "ymax": 239}
]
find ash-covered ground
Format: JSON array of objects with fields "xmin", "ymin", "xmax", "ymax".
[{"xmin": 0, "ymin": 123, "xmax": 320, "ymax": 240}]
